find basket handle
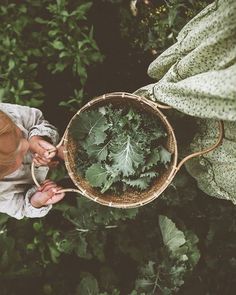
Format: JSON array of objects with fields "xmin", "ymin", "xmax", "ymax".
[
  {"xmin": 114, "ymin": 96, "xmax": 224, "ymax": 174},
  {"xmin": 150, "ymin": 100, "xmax": 224, "ymax": 172},
  {"xmin": 154, "ymin": 102, "xmax": 224, "ymax": 173},
  {"xmin": 175, "ymin": 119, "xmax": 224, "ymax": 172},
  {"xmin": 31, "ymin": 162, "xmax": 83, "ymax": 194},
  {"xmin": 31, "ymin": 129, "xmax": 83, "ymax": 195}
]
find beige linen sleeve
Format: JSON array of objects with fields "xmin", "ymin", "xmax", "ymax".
[
  {"xmin": 0, "ymin": 185, "xmax": 52, "ymax": 220},
  {"xmin": 0, "ymin": 103, "xmax": 59, "ymax": 145}
]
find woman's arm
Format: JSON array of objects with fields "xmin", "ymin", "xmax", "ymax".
[{"xmin": 135, "ymin": 63, "xmax": 236, "ymax": 121}]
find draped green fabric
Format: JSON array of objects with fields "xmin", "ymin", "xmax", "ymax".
[{"xmin": 135, "ymin": 0, "xmax": 236, "ymax": 204}]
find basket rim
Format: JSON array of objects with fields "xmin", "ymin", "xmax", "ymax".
[{"xmin": 63, "ymin": 92, "xmax": 178, "ymax": 208}]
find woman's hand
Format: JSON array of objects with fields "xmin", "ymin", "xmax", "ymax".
[
  {"xmin": 29, "ymin": 136, "xmax": 57, "ymax": 166},
  {"xmin": 30, "ymin": 180, "xmax": 65, "ymax": 208}
]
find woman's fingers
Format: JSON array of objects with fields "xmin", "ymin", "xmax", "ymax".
[
  {"xmin": 44, "ymin": 194, "xmax": 65, "ymax": 205},
  {"xmin": 44, "ymin": 187, "xmax": 65, "ymax": 205},
  {"xmin": 33, "ymin": 150, "xmax": 57, "ymax": 168},
  {"xmin": 45, "ymin": 150, "xmax": 57, "ymax": 159},
  {"xmin": 40, "ymin": 188, "xmax": 56, "ymax": 203},
  {"xmin": 33, "ymin": 155, "xmax": 50, "ymax": 166},
  {"xmin": 37, "ymin": 180, "xmax": 57, "ymax": 192},
  {"xmin": 42, "ymin": 179, "xmax": 51, "ymax": 183},
  {"xmin": 34, "ymin": 143, "xmax": 50, "ymax": 159},
  {"xmin": 31, "ymin": 139, "xmax": 57, "ymax": 160},
  {"xmin": 33, "ymin": 157, "xmax": 43, "ymax": 166},
  {"xmin": 41, "ymin": 179, "xmax": 51, "ymax": 185},
  {"xmin": 40, "ymin": 183, "xmax": 58, "ymax": 193},
  {"xmin": 38, "ymin": 140, "xmax": 57, "ymax": 158},
  {"xmin": 42, "ymin": 184, "xmax": 58, "ymax": 193}
]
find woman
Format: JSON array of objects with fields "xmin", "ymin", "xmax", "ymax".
[{"xmin": 135, "ymin": 0, "xmax": 236, "ymax": 203}]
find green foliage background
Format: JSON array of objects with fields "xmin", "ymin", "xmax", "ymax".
[{"xmin": 0, "ymin": 1, "xmax": 236, "ymax": 294}]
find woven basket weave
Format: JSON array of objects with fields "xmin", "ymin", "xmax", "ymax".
[
  {"xmin": 32, "ymin": 92, "xmax": 224, "ymax": 208},
  {"xmin": 64, "ymin": 92, "xmax": 178, "ymax": 208}
]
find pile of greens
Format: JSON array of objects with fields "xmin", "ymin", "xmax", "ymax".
[{"xmin": 70, "ymin": 104, "xmax": 172, "ymax": 194}]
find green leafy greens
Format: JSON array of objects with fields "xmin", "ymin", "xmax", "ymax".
[{"xmin": 70, "ymin": 104, "xmax": 172, "ymax": 194}]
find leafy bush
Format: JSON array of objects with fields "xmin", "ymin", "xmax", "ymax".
[
  {"xmin": 0, "ymin": 0, "xmax": 103, "ymax": 107},
  {"xmin": 109, "ymin": 0, "xmax": 210, "ymax": 56},
  {"xmin": 131, "ymin": 215, "xmax": 200, "ymax": 294},
  {"xmin": 1, "ymin": 168, "xmax": 236, "ymax": 294}
]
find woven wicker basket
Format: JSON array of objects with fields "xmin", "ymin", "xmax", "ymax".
[{"xmin": 32, "ymin": 92, "xmax": 224, "ymax": 208}]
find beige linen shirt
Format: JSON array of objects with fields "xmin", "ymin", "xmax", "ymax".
[{"xmin": 0, "ymin": 103, "xmax": 59, "ymax": 219}]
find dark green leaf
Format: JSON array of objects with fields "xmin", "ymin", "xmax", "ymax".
[
  {"xmin": 85, "ymin": 163, "xmax": 109, "ymax": 187},
  {"xmin": 71, "ymin": 110, "xmax": 109, "ymax": 145},
  {"xmin": 51, "ymin": 40, "xmax": 64, "ymax": 50},
  {"xmin": 77, "ymin": 275, "xmax": 99, "ymax": 295},
  {"xmin": 159, "ymin": 146, "xmax": 172, "ymax": 164},
  {"xmin": 159, "ymin": 215, "xmax": 186, "ymax": 254}
]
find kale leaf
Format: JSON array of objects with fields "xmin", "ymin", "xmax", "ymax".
[
  {"xmin": 70, "ymin": 105, "xmax": 172, "ymax": 194},
  {"xmin": 71, "ymin": 110, "xmax": 109, "ymax": 144},
  {"xmin": 109, "ymin": 135, "xmax": 145, "ymax": 177}
]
